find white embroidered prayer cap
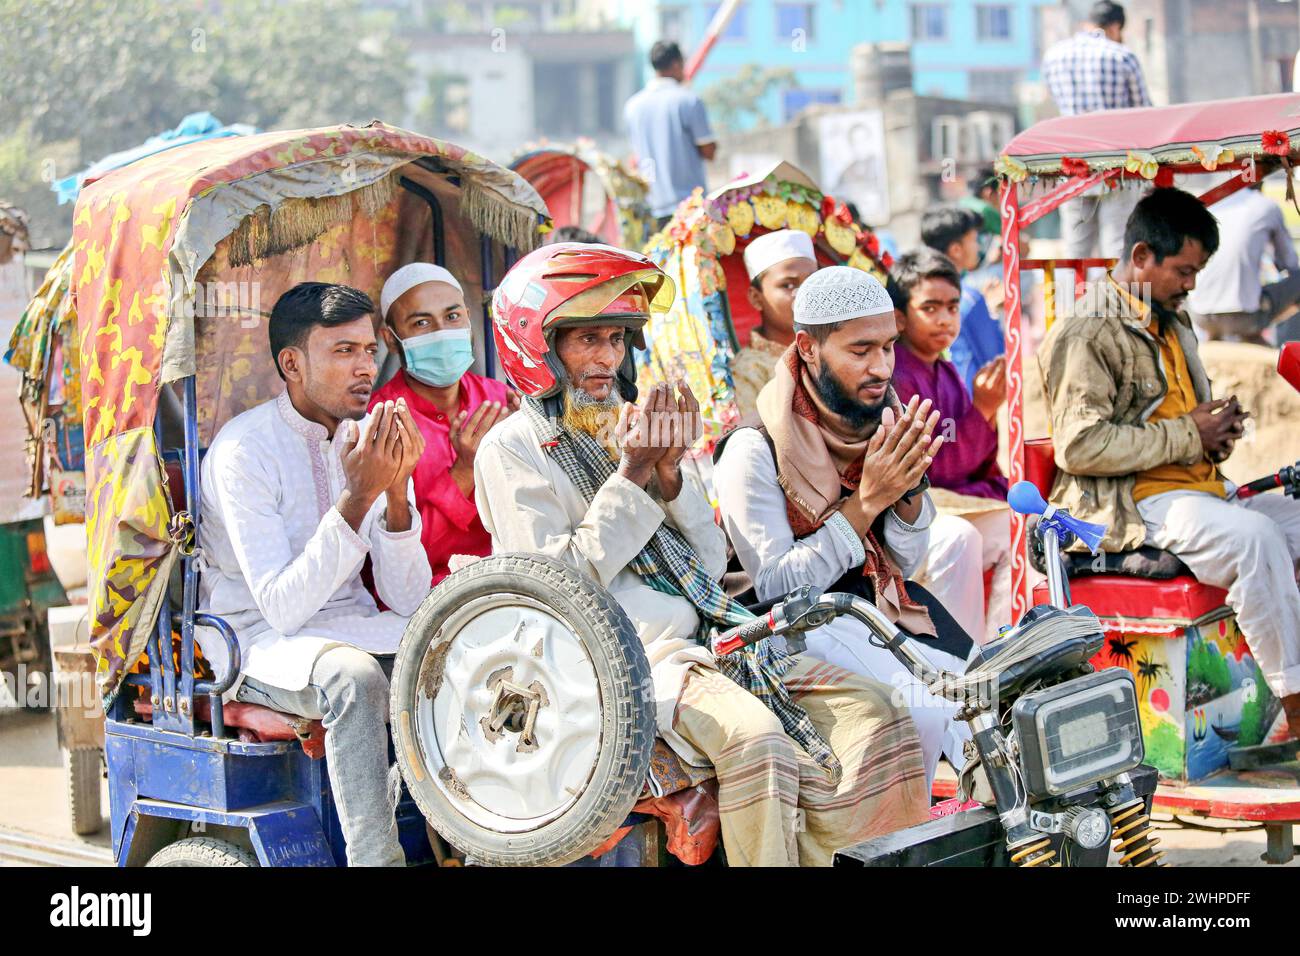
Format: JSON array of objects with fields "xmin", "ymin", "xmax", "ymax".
[
  {"xmin": 793, "ymin": 265, "xmax": 894, "ymax": 326},
  {"xmin": 743, "ymin": 229, "xmax": 816, "ymax": 281},
  {"xmin": 380, "ymin": 262, "xmax": 464, "ymax": 319}
]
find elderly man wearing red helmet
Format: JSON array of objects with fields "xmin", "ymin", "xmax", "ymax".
[{"xmin": 474, "ymin": 242, "xmax": 929, "ymax": 866}]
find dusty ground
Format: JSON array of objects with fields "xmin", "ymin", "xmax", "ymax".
[
  {"xmin": 0, "ymin": 707, "xmax": 1293, "ymax": 867},
  {"xmin": 1151, "ymin": 816, "xmax": 1300, "ymax": 867},
  {"xmin": 0, "ymin": 709, "xmax": 111, "ymax": 865}
]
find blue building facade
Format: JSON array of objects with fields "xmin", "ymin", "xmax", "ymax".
[{"xmin": 612, "ymin": 0, "xmax": 1058, "ymax": 125}]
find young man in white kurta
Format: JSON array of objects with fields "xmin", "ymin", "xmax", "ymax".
[
  {"xmin": 200, "ymin": 391, "xmax": 430, "ymax": 689},
  {"xmin": 198, "ymin": 283, "xmax": 432, "ymax": 867},
  {"xmin": 715, "ymin": 429, "xmax": 969, "ymax": 786},
  {"xmin": 715, "ymin": 267, "xmax": 973, "ymax": 787}
]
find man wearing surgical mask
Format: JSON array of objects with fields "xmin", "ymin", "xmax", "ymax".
[{"xmin": 370, "ymin": 263, "xmax": 518, "ymax": 584}]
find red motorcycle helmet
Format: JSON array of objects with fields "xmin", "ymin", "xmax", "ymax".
[{"xmin": 491, "ymin": 242, "xmax": 675, "ymax": 400}]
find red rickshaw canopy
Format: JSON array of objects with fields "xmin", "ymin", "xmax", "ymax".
[{"xmin": 1002, "ymin": 93, "xmax": 1300, "ymax": 174}]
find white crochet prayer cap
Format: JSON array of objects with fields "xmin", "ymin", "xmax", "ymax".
[
  {"xmin": 380, "ymin": 262, "xmax": 464, "ymax": 319},
  {"xmin": 793, "ymin": 265, "xmax": 894, "ymax": 326},
  {"xmin": 743, "ymin": 229, "xmax": 816, "ymax": 281}
]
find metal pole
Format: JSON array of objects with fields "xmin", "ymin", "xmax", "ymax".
[
  {"xmin": 176, "ymin": 376, "xmax": 200, "ymax": 733},
  {"xmin": 683, "ymin": 0, "xmax": 742, "ymax": 82},
  {"xmin": 481, "ymin": 235, "xmax": 497, "ymax": 380},
  {"xmin": 1000, "ymin": 176, "xmax": 1031, "ymax": 623},
  {"xmin": 1043, "ymin": 528, "xmax": 1069, "ymax": 608}
]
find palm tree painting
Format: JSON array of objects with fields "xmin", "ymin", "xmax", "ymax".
[
  {"xmin": 1107, "ymin": 635, "xmax": 1138, "ymax": 670},
  {"xmin": 1136, "ymin": 652, "xmax": 1168, "ymax": 694}
]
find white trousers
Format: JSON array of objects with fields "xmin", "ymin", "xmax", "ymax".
[
  {"xmin": 794, "ymin": 621, "xmax": 972, "ymax": 790},
  {"xmin": 916, "ymin": 513, "xmax": 1011, "ymax": 644},
  {"xmin": 1060, "ymin": 187, "xmax": 1141, "ymax": 260},
  {"xmin": 1138, "ymin": 489, "xmax": 1300, "ymax": 697}
]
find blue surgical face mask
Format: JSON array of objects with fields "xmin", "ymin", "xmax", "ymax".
[{"xmin": 399, "ymin": 326, "xmax": 475, "ymax": 387}]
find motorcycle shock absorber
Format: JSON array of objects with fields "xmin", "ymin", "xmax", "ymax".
[
  {"xmin": 1008, "ymin": 834, "xmax": 1058, "ymax": 867},
  {"xmin": 1109, "ymin": 798, "xmax": 1166, "ymax": 866}
]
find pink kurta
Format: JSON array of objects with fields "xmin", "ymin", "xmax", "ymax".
[{"xmin": 369, "ymin": 370, "xmax": 508, "ymax": 584}]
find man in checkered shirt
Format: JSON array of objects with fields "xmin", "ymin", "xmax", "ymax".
[{"xmin": 1042, "ymin": 1, "xmax": 1152, "ymax": 258}]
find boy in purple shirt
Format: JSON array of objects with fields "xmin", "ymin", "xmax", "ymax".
[
  {"xmin": 890, "ymin": 249, "xmax": 1011, "ymax": 641},
  {"xmin": 921, "ymin": 205, "xmax": 1006, "ymax": 395}
]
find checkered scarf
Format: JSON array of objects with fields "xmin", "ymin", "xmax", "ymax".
[{"xmin": 524, "ymin": 397, "xmax": 839, "ymax": 776}]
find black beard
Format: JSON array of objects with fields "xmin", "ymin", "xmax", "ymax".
[{"xmin": 812, "ymin": 363, "xmax": 889, "ymax": 431}]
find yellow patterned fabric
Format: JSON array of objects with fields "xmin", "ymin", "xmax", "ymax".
[{"xmin": 84, "ymin": 427, "xmax": 176, "ymax": 692}]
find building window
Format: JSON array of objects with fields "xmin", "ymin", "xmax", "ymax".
[
  {"xmin": 783, "ymin": 87, "xmax": 841, "ymax": 121},
  {"xmin": 966, "ymin": 111, "xmax": 1016, "ymax": 159},
  {"xmin": 976, "ymin": 5, "xmax": 1013, "ymax": 41},
  {"xmin": 968, "ymin": 69, "xmax": 1021, "ymax": 105},
  {"xmin": 423, "ymin": 72, "xmax": 471, "ymax": 135},
  {"xmin": 776, "ymin": 3, "xmax": 815, "ymax": 42},
  {"xmin": 910, "ymin": 4, "xmax": 948, "ymax": 41},
  {"xmin": 705, "ymin": 2, "xmax": 748, "ymax": 41},
  {"xmin": 659, "ymin": 5, "xmax": 687, "ymax": 44},
  {"xmin": 931, "ymin": 116, "xmax": 962, "ymax": 162}
]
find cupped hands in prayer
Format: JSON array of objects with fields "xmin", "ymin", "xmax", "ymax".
[
  {"xmin": 616, "ymin": 381, "xmax": 704, "ymax": 501},
  {"xmin": 449, "ymin": 399, "xmax": 511, "ymax": 496},
  {"xmin": 972, "ymin": 355, "xmax": 1007, "ymax": 424},
  {"xmin": 339, "ymin": 398, "xmax": 425, "ymax": 531},
  {"xmin": 839, "ymin": 395, "xmax": 944, "ymax": 536},
  {"xmin": 1190, "ymin": 395, "xmax": 1248, "ymax": 464}
]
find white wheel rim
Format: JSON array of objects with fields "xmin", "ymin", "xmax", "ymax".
[{"xmin": 414, "ymin": 595, "xmax": 603, "ymax": 833}]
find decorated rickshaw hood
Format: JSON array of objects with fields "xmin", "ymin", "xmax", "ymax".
[
  {"xmin": 999, "ymin": 93, "xmax": 1300, "ymax": 177},
  {"xmin": 73, "ymin": 121, "xmax": 548, "ymax": 707},
  {"xmin": 510, "ymin": 140, "xmax": 652, "ymax": 249},
  {"xmin": 638, "ymin": 158, "xmax": 893, "ymax": 446}
]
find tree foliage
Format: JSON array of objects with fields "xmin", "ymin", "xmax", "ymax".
[
  {"xmin": 699, "ymin": 65, "xmax": 798, "ymax": 135},
  {"xmin": 0, "ymin": 0, "xmax": 410, "ymax": 246}
]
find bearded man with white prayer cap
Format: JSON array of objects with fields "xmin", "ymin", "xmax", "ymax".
[
  {"xmin": 732, "ymin": 229, "xmax": 819, "ymax": 415},
  {"xmin": 714, "ymin": 266, "xmax": 977, "ymax": 787},
  {"xmin": 370, "ymin": 262, "xmax": 518, "ymax": 584}
]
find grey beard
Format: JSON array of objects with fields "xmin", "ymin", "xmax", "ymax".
[{"xmin": 565, "ymin": 379, "xmax": 623, "ymax": 411}]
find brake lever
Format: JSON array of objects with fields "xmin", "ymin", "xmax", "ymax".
[
  {"xmin": 777, "ymin": 585, "xmax": 827, "ymax": 632},
  {"xmin": 713, "ymin": 585, "xmax": 829, "ymax": 656}
]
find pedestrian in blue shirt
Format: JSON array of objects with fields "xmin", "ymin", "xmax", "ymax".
[
  {"xmin": 921, "ymin": 205, "xmax": 1006, "ymax": 397},
  {"xmin": 624, "ymin": 41, "xmax": 717, "ymax": 226}
]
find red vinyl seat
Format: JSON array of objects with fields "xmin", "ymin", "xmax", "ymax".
[
  {"xmin": 1025, "ymin": 437, "xmax": 1229, "ymax": 616},
  {"xmin": 134, "ymin": 696, "xmax": 326, "ymax": 758}
]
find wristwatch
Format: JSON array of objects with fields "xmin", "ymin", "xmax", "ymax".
[{"xmin": 898, "ymin": 473, "xmax": 930, "ymax": 505}]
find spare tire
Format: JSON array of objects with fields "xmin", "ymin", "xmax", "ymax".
[{"xmin": 390, "ymin": 554, "xmax": 655, "ymax": 866}]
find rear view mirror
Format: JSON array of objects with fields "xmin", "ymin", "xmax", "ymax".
[{"xmin": 1280, "ymin": 342, "xmax": 1300, "ymax": 394}]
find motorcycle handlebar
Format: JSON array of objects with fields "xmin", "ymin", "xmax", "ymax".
[
  {"xmin": 1235, "ymin": 464, "xmax": 1297, "ymax": 500},
  {"xmin": 713, "ymin": 592, "xmax": 948, "ymax": 692},
  {"xmin": 1235, "ymin": 474, "xmax": 1282, "ymax": 499},
  {"xmin": 714, "ymin": 614, "xmax": 777, "ymax": 656}
]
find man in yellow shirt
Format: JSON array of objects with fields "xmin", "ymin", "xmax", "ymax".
[{"xmin": 1038, "ymin": 187, "xmax": 1300, "ymax": 737}]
